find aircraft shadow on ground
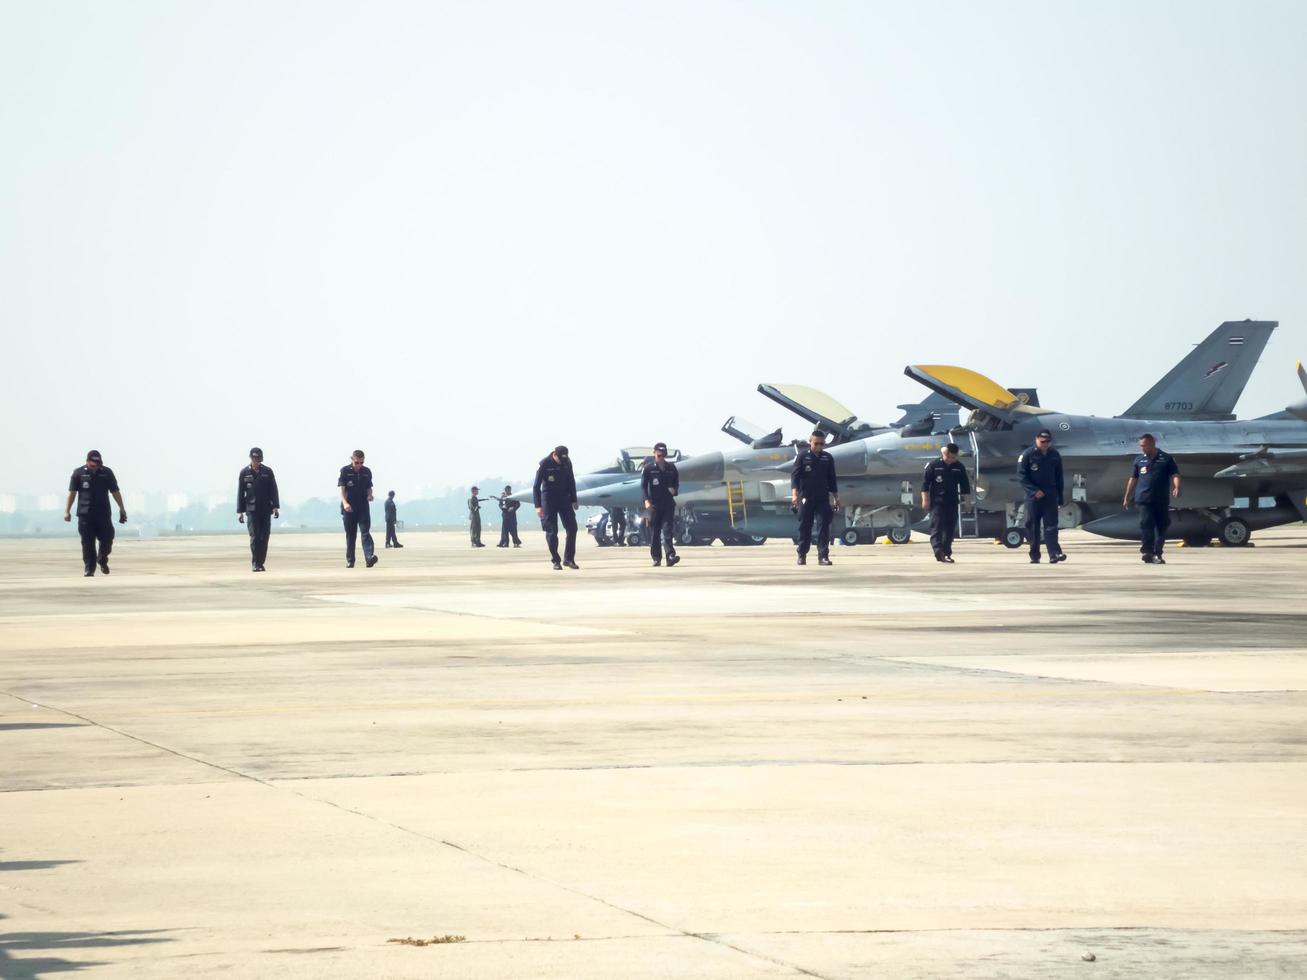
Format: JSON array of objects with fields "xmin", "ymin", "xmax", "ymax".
[{"xmin": 0, "ymin": 724, "xmax": 86, "ymax": 732}]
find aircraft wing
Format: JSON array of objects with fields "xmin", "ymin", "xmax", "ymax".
[{"xmin": 903, "ymin": 365, "xmax": 1051, "ymax": 423}]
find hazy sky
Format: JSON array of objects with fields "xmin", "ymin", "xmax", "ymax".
[{"xmin": 3, "ymin": 1, "xmax": 1305, "ymax": 502}]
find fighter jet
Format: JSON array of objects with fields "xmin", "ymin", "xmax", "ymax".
[
  {"xmin": 903, "ymin": 323, "xmax": 1305, "ymax": 547},
  {"xmin": 574, "ymin": 320, "xmax": 1280, "ymax": 547}
]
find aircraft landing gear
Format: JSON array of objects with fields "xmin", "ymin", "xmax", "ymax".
[
  {"xmin": 842, "ymin": 529, "xmax": 860, "ymax": 546},
  {"xmin": 1218, "ymin": 517, "xmax": 1251, "ymax": 547},
  {"xmin": 886, "ymin": 526, "xmax": 911, "ymax": 545},
  {"xmin": 1002, "ymin": 527, "xmax": 1026, "ymax": 549}
]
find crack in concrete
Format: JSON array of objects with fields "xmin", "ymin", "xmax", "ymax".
[{"xmin": 0, "ymin": 689, "xmax": 836, "ymax": 979}]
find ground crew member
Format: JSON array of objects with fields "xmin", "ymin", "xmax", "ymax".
[
  {"xmin": 63, "ymin": 449, "xmax": 126, "ymax": 577},
  {"xmin": 468, "ymin": 487, "xmax": 486, "ymax": 547},
  {"xmin": 610, "ymin": 506, "xmax": 626, "ymax": 546},
  {"xmin": 533, "ymin": 445, "xmax": 579, "ymax": 570},
  {"xmin": 237, "ymin": 447, "xmax": 279, "ymax": 572},
  {"xmin": 920, "ymin": 443, "xmax": 972, "ymax": 563},
  {"xmin": 1018, "ymin": 428, "xmax": 1066, "ymax": 564},
  {"xmin": 497, "ymin": 485, "xmax": 522, "ymax": 547},
  {"xmin": 642, "ymin": 442, "xmax": 681, "ymax": 567},
  {"xmin": 791, "ymin": 429, "xmax": 839, "ymax": 566},
  {"xmin": 338, "ymin": 450, "xmax": 379, "ymax": 568},
  {"xmin": 384, "ymin": 491, "xmax": 403, "ymax": 548},
  {"xmin": 1123, "ymin": 432, "xmax": 1181, "ymax": 564}
]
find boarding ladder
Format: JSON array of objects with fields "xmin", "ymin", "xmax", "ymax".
[{"xmin": 725, "ymin": 481, "xmax": 748, "ymax": 528}]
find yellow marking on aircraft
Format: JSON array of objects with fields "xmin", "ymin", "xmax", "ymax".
[{"xmin": 901, "ymin": 442, "xmax": 943, "ymax": 451}]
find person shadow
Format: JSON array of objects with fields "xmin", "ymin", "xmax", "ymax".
[{"xmin": 0, "ymin": 859, "xmax": 176, "ymax": 978}]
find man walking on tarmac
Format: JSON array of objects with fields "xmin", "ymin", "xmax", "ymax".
[
  {"xmin": 920, "ymin": 443, "xmax": 971, "ymax": 563},
  {"xmin": 64, "ymin": 449, "xmax": 127, "ymax": 576},
  {"xmin": 791, "ymin": 429, "xmax": 839, "ymax": 566},
  {"xmin": 384, "ymin": 491, "xmax": 403, "ymax": 548},
  {"xmin": 1123, "ymin": 432, "xmax": 1182, "ymax": 564},
  {"xmin": 237, "ymin": 447, "xmax": 280, "ymax": 571},
  {"xmin": 642, "ymin": 442, "xmax": 681, "ymax": 567},
  {"xmin": 338, "ymin": 450, "xmax": 379, "ymax": 569},
  {"xmin": 1018, "ymin": 429, "xmax": 1066, "ymax": 564},
  {"xmin": 497, "ymin": 485, "xmax": 522, "ymax": 547},
  {"xmin": 533, "ymin": 446, "xmax": 579, "ymax": 570},
  {"xmin": 468, "ymin": 486, "xmax": 486, "ymax": 548}
]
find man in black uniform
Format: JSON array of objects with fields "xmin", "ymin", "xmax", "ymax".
[
  {"xmin": 920, "ymin": 443, "xmax": 972, "ymax": 563},
  {"xmin": 533, "ymin": 445, "xmax": 579, "ymax": 570},
  {"xmin": 63, "ymin": 449, "xmax": 127, "ymax": 576},
  {"xmin": 642, "ymin": 442, "xmax": 681, "ymax": 567},
  {"xmin": 237, "ymin": 447, "xmax": 280, "ymax": 572},
  {"xmin": 497, "ymin": 485, "xmax": 521, "ymax": 547},
  {"xmin": 338, "ymin": 450, "xmax": 379, "ymax": 568},
  {"xmin": 791, "ymin": 430, "xmax": 839, "ymax": 566},
  {"xmin": 1018, "ymin": 428, "xmax": 1066, "ymax": 564},
  {"xmin": 384, "ymin": 491, "xmax": 403, "ymax": 548},
  {"xmin": 1123, "ymin": 433, "xmax": 1182, "ymax": 564},
  {"xmin": 468, "ymin": 487, "xmax": 486, "ymax": 547},
  {"xmin": 609, "ymin": 506, "xmax": 626, "ymax": 546}
]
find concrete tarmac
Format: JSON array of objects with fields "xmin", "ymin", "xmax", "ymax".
[{"xmin": 2, "ymin": 528, "xmax": 1305, "ymax": 978}]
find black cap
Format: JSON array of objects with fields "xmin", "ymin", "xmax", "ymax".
[
  {"xmin": 249, "ymin": 447, "xmax": 263, "ymax": 460},
  {"xmin": 86, "ymin": 450, "xmax": 102, "ymax": 462},
  {"xmin": 471, "ymin": 485, "xmax": 479, "ymax": 492},
  {"xmin": 654, "ymin": 441, "xmax": 667, "ymax": 452},
  {"xmin": 504, "ymin": 484, "xmax": 512, "ymax": 492},
  {"xmin": 944, "ymin": 443, "xmax": 960, "ymax": 454},
  {"xmin": 1036, "ymin": 429, "xmax": 1053, "ymax": 440},
  {"xmin": 554, "ymin": 445, "xmax": 569, "ymax": 457}
]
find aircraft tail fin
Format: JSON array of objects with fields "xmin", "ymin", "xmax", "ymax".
[{"xmin": 1119, "ymin": 320, "xmax": 1276, "ymax": 421}]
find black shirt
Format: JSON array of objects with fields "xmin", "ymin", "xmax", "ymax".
[
  {"xmin": 338, "ymin": 464, "xmax": 374, "ymax": 515},
  {"xmin": 237, "ymin": 464, "xmax": 279, "ymax": 515},
  {"xmin": 1132, "ymin": 451, "xmax": 1179, "ymax": 505},
  {"xmin": 533, "ymin": 455, "xmax": 577, "ymax": 507},
  {"xmin": 1017, "ymin": 446, "xmax": 1063, "ymax": 502},
  {"xmin": 499, "ymin": 497, "xmax": 521, "ymax": 517},
  {"xmin": 921, "ymin": 459, "xmax": 971, "ymax": 502},
  {"xmin": 641, "ymin": 461, "xmax": 680, "ymax": 506},
  {"xmin": 791, "ymin": 450, "xmax": 838, "ymax": 499},
  {"xmin": 68, "ymin": 465, "xmax": 119, "ymax": 517},
  {"xmin": 385, "ymin": 498, "xmax": 397, "ymax": 522}
]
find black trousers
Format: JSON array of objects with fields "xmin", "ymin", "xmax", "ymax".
[
  {"xmin": 611, "ymin": 510, "xmax": 626, "ymax": 543},
  {"xmin": 797, "ymin": 497, "xmax": 834, "ymax": 559},
  {"xmin": 928, "ymin": 499, "xmax": 959, "ymax": 557},
  {"xmin": 470, "ymin": 512, "xmax": 482, "ymax": 546},
  {"xmin": 246, "ymin": 511, "xmax": 271, "ymax": 567},
  {"xmin": 649, "ymin": 503, "xmax": 677, "ymax": 561},
  {"xmin": 1139, "ymin": 501, "xmax": 1171, "ymax": 556},
  {"xmin": 385, "ymin": 520, "xmax": 400, "ymax": 547},
  {"xmin": 499, "ymin": 516, "xmax": 520, "ymax": 546},
  {"xmin": 540, "ymin": 502, "xmax": 577, "ymax": 562},
  {"xmin": 343, "ymin": 509, "xmax": 375, "ymax": 564},
  {"xmin": 1025, "ymin": 495, "xmax": 1061, "ymax": 559},
  {"xmin": 78, "ymin": 513, "xmax": 114, "ymax": 570}
]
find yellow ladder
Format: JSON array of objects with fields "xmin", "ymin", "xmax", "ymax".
[{"xmin": 725, "ymin": 482, "xmax": 748, "ymax": 528}]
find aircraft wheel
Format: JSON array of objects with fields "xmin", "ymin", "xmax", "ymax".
[
  {"xmin": 748, "ymin": 535, "xmax": 767, "ymax": 546},
  {"xmin": 841, "ymin": 529, "xmax": 860, "ymax": 546},
  {"xmin": 1002, "ymin": 527, "xmax": 1026, "ymax": 549},
  {"xmin": 887, "ymin": 527, "xmax": 911, "ymax": 545},
  {"xmin": 626, "ymin": 531, "xmax": 642, "ymax": 547},
  {"xmin": 1218, "ymin": 517, "xmax": 1250, "ymax": 547},
  {"xmin": 1182, "ymin": 536, "xmax": 1213, "ymax": 548},
  {"xmin": 677, "ymin": 528, "xmax": 696, "ymax": 546}
]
